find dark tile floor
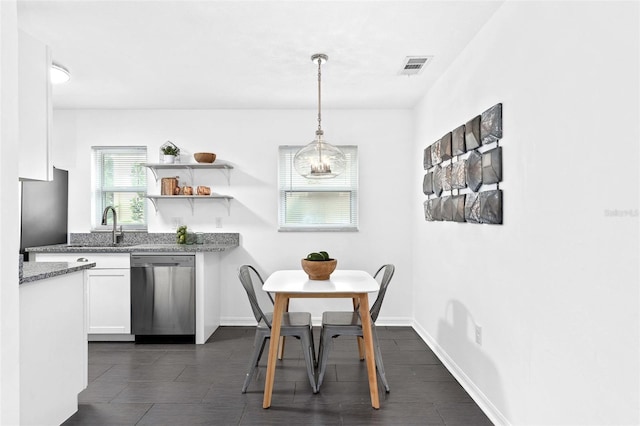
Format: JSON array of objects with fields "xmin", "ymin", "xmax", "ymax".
[{"xmin": 63, "ymin": 326, "xmax": 492, "ymax": 425}]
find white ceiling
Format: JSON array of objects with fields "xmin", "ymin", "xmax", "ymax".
[{"xmin": 17, "ymin": 0, "xmax": 504, "ymax": 110}]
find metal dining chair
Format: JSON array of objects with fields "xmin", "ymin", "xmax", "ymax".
[
  {"xmin": 238, "ymin": 265, "xmax": 318, "ymax": 393},
  {"xmin": 316, "ymin": 264, "xmax": 395, "ymax": 392}
]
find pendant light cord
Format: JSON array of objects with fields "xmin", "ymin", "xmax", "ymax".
[{"xmin": 317, "ymin": 57, "xmax": 322, "ymax": 135}]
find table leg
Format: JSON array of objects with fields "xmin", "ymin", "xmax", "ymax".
[
  {"xmin": 263, "ymin": 293, "xmax": 287, "ymax": 408},
  {"xmin": 358, "ymin": 293, "xmax": 380, "ymax": 409},
  {"xmin": 353, "ymin": 298, "xmax": 365, "ymax": 360},
  {"xmin": 277, "ymin": 298, "xmax": 290, "ymax": 360}
]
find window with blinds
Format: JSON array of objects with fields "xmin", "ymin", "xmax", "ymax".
[
  {"xmin": 91, "ymin": 146, "xmax": 148, "ymax": 230},
  {"xmin": 278, "ymin": 145, "xmax": 358, "ymax": 231}
]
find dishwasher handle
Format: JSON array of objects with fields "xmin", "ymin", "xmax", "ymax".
[{"xmin": 133, "ymin": 262, "xmax": 183, "ymax": 268}]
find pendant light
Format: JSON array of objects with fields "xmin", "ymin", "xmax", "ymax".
[{"xmin": 293, "ymin": 53, "xmax": 346, "ymax": 179}]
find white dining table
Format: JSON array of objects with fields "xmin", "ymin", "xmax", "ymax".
[{"xmin": 262, "ymin": 269, "xmax": 381, "ymax": 409}]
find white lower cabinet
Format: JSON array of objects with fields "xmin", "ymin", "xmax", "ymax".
[
  {"xmin": 86, "ymin": 268, "xmax": 130, "ymax": 334},
  {"xmin": 34, "ymin": 253, "xmax": 131, "ymax": 335}
]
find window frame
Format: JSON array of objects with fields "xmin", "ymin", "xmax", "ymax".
[
  {"xmin": 91, "ymin": 146, "xmax": 148, "ymax": 231},
  {"xmin": 278, "ymin": 145, "xmax": 358, "ymax": 232}
]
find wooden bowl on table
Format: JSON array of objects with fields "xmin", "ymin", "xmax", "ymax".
[
  {"xmin": 194, "ymin": 152, "xmax": 216, "ymax": 163},
  {"xmin": 301, "ymin": 258, "xmax": 337, "ymax": 280}
]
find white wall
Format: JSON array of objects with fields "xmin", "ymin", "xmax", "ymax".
[
  {"xmin": 0, "ymin": 0, "xmax": 22, "ymax": 423},
  {"xmin": 53, "ymin": 108, "xmax": 414, "ymax": 324},
  {"xmin": 412, "ymin": 1, "xmax": 639, "ymax": 425}
]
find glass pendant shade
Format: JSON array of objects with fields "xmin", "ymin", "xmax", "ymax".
[{"xmin": 294, "ymin": 131, "xmax": 346, "ymax": 179}]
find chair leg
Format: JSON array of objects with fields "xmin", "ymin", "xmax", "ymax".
[
  {"xmin": 370, "ymin": 324, "xmax": 390, "ymax": 393},
  {"xmin": 242, "ymin": 333, "xmax": 268, "ymax": 393},
  {"xmin": 316, "ymin": 327, "xmax": 333, "ymax": 391},
  {"xmin": 300, "ymin": 332, "xmax": 318, "ymax": 393}
]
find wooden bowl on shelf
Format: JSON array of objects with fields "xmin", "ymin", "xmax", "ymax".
[
  {"xmin": 301, "ymin": 259, "xmax": 337, "ymax": 280},
  {"xmin": 194, "ymin": 152, "xmax": 216, "ymax": 163}
]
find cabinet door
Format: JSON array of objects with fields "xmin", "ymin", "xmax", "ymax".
[
  {"xmin": 86, "ymin": 268, "xmax": 131, "ymax": 334},
  {"xmin": 18, "ymin": 30, "xmax": 52, "ymax": 181}
]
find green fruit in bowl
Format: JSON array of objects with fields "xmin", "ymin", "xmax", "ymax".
[{"xmin": 306, "ymin": 251, "xmax": 331, "ymax": 261}]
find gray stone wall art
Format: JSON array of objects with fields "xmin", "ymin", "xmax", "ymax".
[
  {"xmin": 439, "ymin": 132, "xmax": 452, "ymax": 161},
  {"xmin": 421, "ymin": 102, "xmax": 504, "ymax": 225},
  {"xmin": 466, "ymin": 150, "xmax": 483, "ymax": 192},
  {"xmin": 465, "ymin": 115, "xmax": 481, "ymax": 150},
  {"xmin": 432, "ymin": 165, "xmax": 443, "ymax": 196},
  {"xmin": 423, "ymin": 172, "xmax": 434, "ymax": 195},
  {"xmin": 442, "ymin": 163, "xmax": 452, "ymax": 192},
  {"xmin": 479, "ymin": 190, "xmax": 502, "ymax": 224},
  {"xmin": 441, "ymin": 196, "xmax": 453, "ymax": 221},
  {"xmin": 481, "ymin": 103, "xmax": 503, "ymax": 145},
  {"xmin": 452, "ymin": 196, "xmax": 466, "ymax": 222},
  {"xmin": 451, "ymin": 160, "xmax": 467, "ymax": 189},
  {"xmin": 423, "ymin": 146, "xmax": 432, "ymax": 170},
  {"xmin": 424, "ymin": 199, "xmax": 433, "ymax": 221},
  {"xmin": 482, "ymin": 146, "xmax": 502, "ymax": 185},
  {"xmin": 431, "ymin": 197, "xmax": 442, "ymax": 221},
  {"xmin": 452, "ymin": 125, "xmax": 466, "ymax": 156},
  {"xmin": 464, "ymin": 193, "xmax": 481, "ymax": 223},
  {"xmin": 431, "ymin": 139, "xmax": 442, "ymax": 165}
]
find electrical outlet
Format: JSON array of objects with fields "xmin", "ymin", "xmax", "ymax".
[
  {"xmin": 215, "ymin": 217, "xmax": 222, "ymax": 228},
  {"xmin": 171, "ymin": 217, "xmax": 183, "ymax": 228},
  {"xmin": 475, "ymin": 325, "xmax": 482, "ymax": 345}
]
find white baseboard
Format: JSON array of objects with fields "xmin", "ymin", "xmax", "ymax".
[
  {"xmin": 220, "ymin": 316, "xmax": 413, "ymax": 327},
  {"xmin": 411, "ymin": 320, "xmax": 510, "ymax": 426}
]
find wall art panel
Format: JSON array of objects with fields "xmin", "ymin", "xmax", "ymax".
[
  {"xmin": 466, "ymin": 150, "xmax": 483, "ymax": 192},
  {"xmin": 452, "ymin": 124, "xmax": 466, "ymax": 156},
  {"xmin": 464, "ymin": 193, "xmax": 481, "ymax": 223},
  {"xmin": 423, "ymin": 145, "xmax": 432, "ymax": 170},
  {"xmin": 442, "ymin": 163, "xmax": 452, "ymax": 192},
  {"xmin": 432, "ymin": 165, "xmax": 443, "ymax": 196},
  {"xmin": 481, "ymin": 103, "xmax": 503, "ymax": 145},
  {"xmin": 423, "ymin": 172, "xmax": 434, "ymax": 195},
  {"xmin": 424, "ymin": 199, "xmax": 434, "ymax": 221},
  {"xmin": 431, "ymin": 139, "xmax": 442, "ymax": 165},
  {"xmin": 441, "ymin": 196, "xmax": 453, "ymax": 221},
  {"xmin": 479, "ymin": 189, "xmax": 503, "ymax": 224},
  {"xmin": 440, "ymin": 132, "xmax": 452, "ymax": 161},
  {"xmin": 451, "ymin": 160, "xmax": 467, "ymax": 189},
  {"xmin": 465, "ymin": 115, "xmax": 481, "ymax": 150},
  {"xmin": 482, "ymin": 146, "xmax": 502, "ymax": 185},
  {"xmin": 452, "ymin": 195, "xmax": 466, "ymax": 222},
  {"xmin": 431, "ymin": 197, "xmax": 442, "ymax": 221}
]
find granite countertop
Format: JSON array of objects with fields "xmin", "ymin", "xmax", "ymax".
[
  {"xmin": 20, "ymin": 261, "xmax": 96, "ymax": 284},
  {"xmin": 26, "ymin": 242, "xmax": 237, "ymax": 254},
  {"xmin": 25, "ymin": 232, "xmax": 240, "ymax": 254}
]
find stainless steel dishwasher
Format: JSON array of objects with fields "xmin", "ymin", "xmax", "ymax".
[{"xmin": 130, "ymin": 254, "xmax": 195, "ymax": 342}]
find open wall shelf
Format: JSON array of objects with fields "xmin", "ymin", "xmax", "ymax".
[
  {"xmin": 144, "ymin": 162, "xmax": 234, "ymax": 185},
  {"xmin": 145, "ymin": 195, "xmax": 234, "ymax": 215}
]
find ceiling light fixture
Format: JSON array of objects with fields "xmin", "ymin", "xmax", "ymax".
[
  {"xmin": 293, "ymin": 53, "xmax": 346, "ymax": 179},
  {"xmin": 50, "ymin": 63, "xmax": 70, "ymax": 84}
]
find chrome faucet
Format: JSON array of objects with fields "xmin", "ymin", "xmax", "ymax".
[{"xmin": 101, "ymin": 206, "xmax": 123, "ymax": 244}]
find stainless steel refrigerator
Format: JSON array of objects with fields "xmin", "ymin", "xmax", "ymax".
[{"xmin": 20, "ymin": 167, "xmax": 68, "ymax": 260}]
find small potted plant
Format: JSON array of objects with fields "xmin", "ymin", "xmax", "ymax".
[
  {"xmin": 160, "ymin": 141, "xmax": 180, "ymax": 163},
  {"xmin": 301, "ymin": 251, "xmax": 337, "ymax": 280}
]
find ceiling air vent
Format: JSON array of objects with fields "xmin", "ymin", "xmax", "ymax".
[{"xmin": 399, "ymin": 56, "xmax": 432, "ymax": 76}]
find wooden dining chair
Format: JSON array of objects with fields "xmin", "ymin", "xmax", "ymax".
[
  {"xmin": 237, "ymin": 265, "xmax": 318, "ymax": 393},
  {"xmin": 315, "ymin": 264, "xmax": 395, "ymax": 392}
]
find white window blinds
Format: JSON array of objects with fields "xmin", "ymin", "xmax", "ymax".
[
  {"xmin": 91, "ymin": 146, "xmax": 147, "ymax": 230},
  {"xmin": 278, "ymin": 145, "xmax": 358, "ymax": 231}
]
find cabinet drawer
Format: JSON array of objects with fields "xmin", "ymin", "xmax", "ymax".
[{"xmin": 34, "ymin": 253, "xmax": 130, "ymax": 269}]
